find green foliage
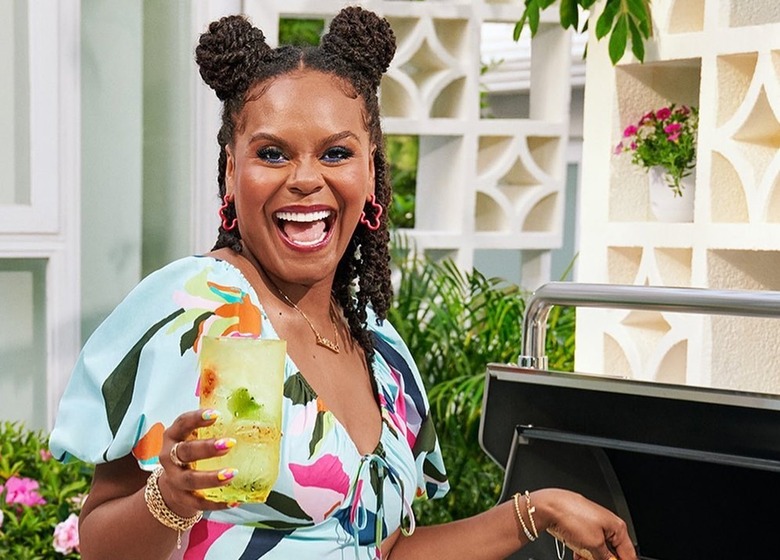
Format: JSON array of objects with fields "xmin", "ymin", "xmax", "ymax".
[
  {"xmin": 0, "ymin": 422, "xmax": 93, "ymax": 558},
  {"xmin": 278, "ymin": 18, "xmax": 324, "ymax": 47},
  {"xmin": 515, "ymin": 0, "xmax": 651, "ymax": 65},
  {"xmin": 388, "ymin": 238, "xmax": 576, "ymax": 523},
  {"xmin": 386, "ymin": 135, "xmax": 419, "ymax": 229},
  {"xmin": 615, "ymin": 104, "xmax": 698, "ymax": 196}
]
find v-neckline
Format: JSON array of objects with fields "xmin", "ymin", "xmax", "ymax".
[{"xmin": 209, "ymin": 254, "xmax": 386, "ymax": 457}]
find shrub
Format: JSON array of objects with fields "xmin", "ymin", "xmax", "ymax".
[
  {"xmin": 0, "ymin": 422, "xmax": 93, "ymax": 559},
  {"xmin": 388, "ymin": 241, "xmax": 575, "ymax": 523}
]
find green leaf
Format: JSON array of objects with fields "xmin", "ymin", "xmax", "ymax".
[
  {"xmin": 308, "ymin": 410, "xmax": 325, "ymax": 458},
  {"xmin": 101, "ymin": 309, "xmax": 185, "ymax": 438},
  {"xmin": 263, "ymin": 490, "xmax": 313, "ymax": 521},
  {"xmin": 626, "ymin": 0, "xmax": 650, "ymax": 26},
  {"xmin": 595, "ymin": 0, "xmax": 620, "ymax": 39},
  {"xmin": 527, "ymin": 2, "xmax": 541, "ymax": 34},
  {"xmin": 608, "ymin": 14, "xmax": 629, "ymax": 64},
  {"xmin": 513, "ymin": 17, "xmax": 526, "ymax": 41},
  {"xmin": 559, "ymin": 0, "xmax": 579, "ymax": 30},
  {"xmin": 628, "ymin": 17, "xmax": 646, "ymax": 62},
  {"xmin": 179, "ymin": 311, "xmax": 213, "ymax": 355},
  {"xmin": 283, "ymin": 371, "xmax": 316, "ymax": 405}
]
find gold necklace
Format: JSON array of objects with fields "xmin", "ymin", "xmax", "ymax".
[{"xmin": 274, "ymin": 287, "xmax": 341, "ymax": 354}]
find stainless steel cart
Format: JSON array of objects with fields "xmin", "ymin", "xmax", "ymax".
[{"xmin": 479, "ymin": 283, "xmax": 780, "ymax": 560}]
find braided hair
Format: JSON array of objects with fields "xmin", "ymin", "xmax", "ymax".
[{"xmin": 195, "ymin": 7, "xmax": 396, "ymax": 368}]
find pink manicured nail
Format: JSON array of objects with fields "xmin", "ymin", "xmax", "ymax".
[
  {"xmin": 201, "ymin": 409, "xmax": 219, "ymax": 421},
  {"xmin": 214, "ymin": 438, "xmax": 236, "ymax": 451},
  {"xmin": 217, "ymin": 468, "xmax": 238, "ymax": 481}
]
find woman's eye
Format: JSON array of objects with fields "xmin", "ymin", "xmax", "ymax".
[
  {"xmin": 257, "ymin": 147, "xmax": 286, "ymax": 163},
  {"xmin": 322, "ymin": 147, "xmax": 353, "ymax": 163}
]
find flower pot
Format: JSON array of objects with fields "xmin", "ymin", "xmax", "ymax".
[{"xmin": 648, "ymin": 166, "xmax": 694, "ymax": 222}]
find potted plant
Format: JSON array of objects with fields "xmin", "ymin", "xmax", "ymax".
[{"xmin": 614, "ymin": 104, "xmax": 699, "ymax": 221}]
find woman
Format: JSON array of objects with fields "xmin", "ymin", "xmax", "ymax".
[{"xmin": 50, "ymin": 7, "xmax": 636, "ymax": 560}]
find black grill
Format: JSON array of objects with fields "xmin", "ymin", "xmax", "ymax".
[{"xmin": 479, "ymin": 283, "xmax": 780, "ymax": 560}]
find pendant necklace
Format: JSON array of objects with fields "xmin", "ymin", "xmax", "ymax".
[
  {"xmin": 274, "ymin": 286, "xmax": 341, "ymax": 354},
  {"xmin": 238, "ymin": 248, "xmax": 341, "ymax": 354}
]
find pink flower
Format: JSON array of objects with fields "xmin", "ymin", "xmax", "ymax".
[
  {"xmin": 613, "ymin": 142, "xmax": 624, "ymax": 155},
  {"xmin": 656, "ymin": 107, "xmax": 672, "ymax": 120},
  {"xmin": 664, "ymin": 123, "xmax": 681, "ymax": 134},
  {"xmin": 3, "ymin": 476, "xmax": 47, "ymax": 506},
  {"xmin": 40, "ymin": 448, "xmax": 53, "ymax": 461},
  {"xmin": 622, "ymin": 125, "xmax": 638, "ymax": 138},
  {"xmin": 53, "ymin": 513, "xmax": 80, "ymax": 554},
  {"xmin": 639, "ymin": 111, "xmax": 655, "ymax": 124},
  {"xmin": 665, "ymin": 122, "xmax": 682, "ymax": 142}
]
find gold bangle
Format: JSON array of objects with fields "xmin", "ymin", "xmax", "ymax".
[
  {"xmin": 144, "ymin": 466, "xmax": 203, "ymax": 549},
  {"xmin": 524, "ymin": 490, "xmax": 539, "ymax": 539},
  {"xmin": 512, "ymin": 492, "xmax": 536, "ymax": 542}
]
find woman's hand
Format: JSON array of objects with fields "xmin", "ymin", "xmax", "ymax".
[
  {"xmin": 156, "ymin": 408, "xmax": 237, "ymax": 517},
  {"xmin": 531, "ymin": 488, "xmax": 637, "ymax": 560}
]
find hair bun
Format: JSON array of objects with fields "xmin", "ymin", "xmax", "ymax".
[
  {"xmin": 321, "ymin": 6, "xmax": 396, "ymax": 90},
  {"xmin": 195, "ymin": 15, "xmax": 271, "ymax": 101}
]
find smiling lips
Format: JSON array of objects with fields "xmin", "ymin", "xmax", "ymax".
[{"xmin": 275, "ymin": 209, "xmax": 333, "ymax": 248}]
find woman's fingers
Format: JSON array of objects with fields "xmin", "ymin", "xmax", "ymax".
[
  {"xmin": 155, "ymin": 408, "xmax": 240, "ymax": 513},
  {"xmin": 541, "ymin": 489, "xmax": 637, "ymax": 560},
  {"xmin": 168, "ymin": 436, "xmax": 236, "ymax": 466},
  {"xmin": 165, "ymin": 408, "xmax": 220, "ymax": 447},
  {"xmin": 156, "ymin": 465, "xmax": 234, "ymax": 513}
]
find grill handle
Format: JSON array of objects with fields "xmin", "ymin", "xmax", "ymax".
[{"xmin": 519, "ymin": 282, "xmax": 780, "ymax": 369}]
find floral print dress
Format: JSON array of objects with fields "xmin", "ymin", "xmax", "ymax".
[{"xmin": 49, "ymin": 256, "xmax": 449, "ymax": 559}]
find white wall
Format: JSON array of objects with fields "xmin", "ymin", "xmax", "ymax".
[{"xmin": 577, "ymin": 0, "xmax": 780, "ymax": 394}]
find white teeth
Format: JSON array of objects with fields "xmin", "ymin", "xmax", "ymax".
[{"xmin": 276, "ymin": 210, "xmax": 331, "ymax": 222}]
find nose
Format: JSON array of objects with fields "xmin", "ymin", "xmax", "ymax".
[{"xmin": 288, "ymin": 157, "xmax": 324, "ymax": 195}]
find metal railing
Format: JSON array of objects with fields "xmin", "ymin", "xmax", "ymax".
[{"xmin": 518, "ymin": 282, "xmax": 780, "ymax": 369}]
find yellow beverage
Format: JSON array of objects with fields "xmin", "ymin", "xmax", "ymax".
[{"xmin": 195, "ymin": 336, "xmax": 286, "ymax": 503}]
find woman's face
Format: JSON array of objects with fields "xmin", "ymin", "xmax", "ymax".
[{"xmin": 225, "ymin": 70, "xmax": 376, "ymax": 288}]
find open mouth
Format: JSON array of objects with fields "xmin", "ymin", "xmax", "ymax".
[{"xmin": 274, "ymin": 209, "xmax": 334, "ymax": 247}]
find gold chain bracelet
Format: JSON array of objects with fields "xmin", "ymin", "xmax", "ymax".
[
  {"xmin": 512, "ymin": 492, "xmax": 536, "ymax": 542},
  {"xmin": 144, "ymin": 466, "xmax": 203, "ymax": 549},
  {"xmin": 524, "ymin": 490, "xmax": 539, "ymax": 540}
]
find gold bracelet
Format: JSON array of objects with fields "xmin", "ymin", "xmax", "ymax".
[
  {"xmin": 144, "ymin": 466, "xmax": 203, "ymax": 549},
  {"xmin": 512, "ymin": 492, "xmax": 536, "ymax": 542},
  {"xmin": 524, "ymin": 490, "xmax": 539, "ymax": 539}
]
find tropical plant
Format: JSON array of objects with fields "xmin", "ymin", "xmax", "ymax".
[
  {"xmin": 614, "ymin": 104, "xmax": 699, "ymax": 196},
  {"xmin": 386, "ymin": 135, "xmax": 419, "ymax": 229},
  {"xmin": 0, "ymin": 422, "xmax": 93, "ymax": 559},
  {"xmin": 388, "ymin": 238, "xmax": 576, "ymax": 523},
  {"xmin": 515, "ymin": 0, "xmax": 652, "ymax": 65}
]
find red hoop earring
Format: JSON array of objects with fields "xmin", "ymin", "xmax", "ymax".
[
  {"xmin": 359, "ymin": 194, "xmax": 383, "ymax": 231},
  {"xmin": 219, "ymin": 195, "xmax": 238, "ymax": 231}
]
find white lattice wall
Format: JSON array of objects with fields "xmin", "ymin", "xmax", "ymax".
[
  {"xmin": 193, "ymin": 0, "xmax": 573, "ymax": 290},
  {"xmin": 577, "ymin": 0, "xmax": 780, "ymax": 394}
]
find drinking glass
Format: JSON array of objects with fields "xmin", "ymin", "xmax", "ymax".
[{"xmin": 195, "ymin": 335, "xmax": 286, "ymax": 503}]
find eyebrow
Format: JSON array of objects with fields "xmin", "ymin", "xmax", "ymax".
[{"xmin": 248, "ymin": 130, "xmax": 359, "ymax": 148}]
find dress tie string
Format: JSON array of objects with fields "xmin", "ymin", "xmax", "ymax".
[{"xmin": 346, "ymin": 451, "xmax": 416, "ymax": 559}]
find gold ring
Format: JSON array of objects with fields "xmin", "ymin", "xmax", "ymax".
[{"xmin": 169, "ymin": 442, "xmax": 188, "ymax": 468}]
